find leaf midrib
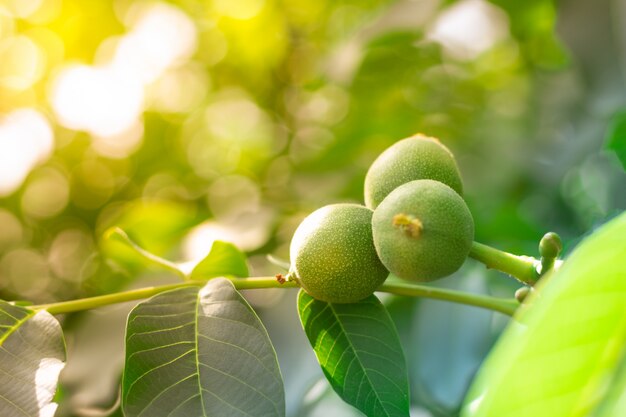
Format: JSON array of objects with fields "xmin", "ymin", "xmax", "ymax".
[
  {"xmin": 193, "ymin": 291, "xmax": 209, "ymax": 417},
  {"xmin": 0, "ymin": 309, "xmax": 34, "ymax": 346},
  {"xmin": 328, "ymin": 303, "xmax": 394, "ymax": 417}
]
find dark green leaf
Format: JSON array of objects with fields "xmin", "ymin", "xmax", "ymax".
[
  {"xmin": 605, "ymin": 110, "xmax": 626, "ymax": 170},
  {"xmin": 122, "ymin": 278, "xmax": 285, "ymax": 417},
  {"xmin": 461, "ymin": 212, "xmax": 626, "ymax": 417},
  {"xmin": 0, "ymin": 301, "xmax": 66, "ymax": 417},
  {"xmin": 190, "ymin": 240, "xmax": 249, "ymax": 280},
  {"xmin": 297, "ymin": 290, "xmax": 410, "ymax": 417}
]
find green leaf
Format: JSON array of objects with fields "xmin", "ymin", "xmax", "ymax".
[
  {"xmin": 591, "ymin": 353, "xmax": 626, "ymax": 417},
  {"xmin": 98, "ymin": 200, "xmax": 199, "ymax": 256},
  {"xmin": 461, "ymin": 212, "xmax": 626, "ymax": 417},
  {"xmin": 605, "ymin": 110, "xmax": 626, "ymax": 170},
  {"xmin": 0, "ymin": 301, "xmax": 66, "ymax": 417},
  {"xmin": 122, "ymin": 278, "xmax": 285, "ymax": 417},
  {"xmin": 190, "ymin": 241, "xmax": 249, "ymax": 280},
  {"xmin": 101, "ymin": 227, "xmax": 185, "ymax": 279},
  {"xmin": 297, "ymin": 290, "xmax": 410, "ymax": 417}
]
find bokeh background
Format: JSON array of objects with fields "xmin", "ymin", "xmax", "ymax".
[{"xmin": 0, "ymin": 0, "xmax": 625, "ymax": 415}]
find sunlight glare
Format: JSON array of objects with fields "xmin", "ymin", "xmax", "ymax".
[
  {"xmin": 428, "ymin": 0, "xmax": 509, "ymax": 61},
  {"xmin": 35, "ymin": 356, "xmax": 65, "ymax": 415},
  {"xmin": 0, "ymin": 7, "xmax": 15, "ymax": 39},
  {"xmin": 466, "ymin": 391, "xmax": 486, "ymax": 414},
  {"xmin": 213, "ymin": 0, "xmax": 265, "ymax": 20},
  {"xmin": 49, "ymin": 2, "xmax": 197, "ymax": 157},
  {"xmin": 92, "ymin": 119, "xmax": 144, "ymax": 159},
  {"xmin": 113, "ymin": 3, "xmax": 197, "ymax": 84},
  {"xmin": 3, "ymin": 0, "xmax": 43, "ymax": 19},
  {"xmin": 51, "ymin": 65, "xmax": 143, "ymax": 138},
  {"xmin": 183, "ymin": 215, "xmax": 272, "ymax": 264},
  {"xmin": 0, "ymin": 35, "xmax": 44, "ymax": 90},
  {"xmin": 0, "ymin": 109, "xmax": 53, "ymax": 196}
]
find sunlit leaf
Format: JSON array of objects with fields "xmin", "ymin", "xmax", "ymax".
[
  {"xmin": 297, "ymin": 290, "xmax": 410, "ymax": 417},
  {"xmin": 591, "ymin": 354, "xmax": 626, "ymax": 417},
  {"xmin": 461, "ymin": 212, "xmax": 626, "ymax": 417},
  {"xmin": 122, "ymin": 278, "xmax": 285, "ymax": 417},
  {"xmin": 0, "ymin": 301, "xmax": 66, "ymax": 417},
  {"xmin": 100, "ymin": 227, "xmax": 184, "ymax": 279},
  {"xmin": 190, "ymin": 240, "xmax": 249, "ymax": 280},
  {"xmin": 98, "ymin": 200, "xmax": 199, "ymax": 256}
]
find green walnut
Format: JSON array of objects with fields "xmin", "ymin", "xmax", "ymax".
[
  {"xmin": 372, "ymin": 179, "xmax": 474, "ymax": 282},
  {"xmin": 364, "ymin": 134, "xmax": 463, "ymax": 209},
  {"xmin": 289, "ymin": 204, "xmax": 389, "ymax": 303}
]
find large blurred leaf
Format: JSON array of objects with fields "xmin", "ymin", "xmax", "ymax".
[
  {"xmin": 190, "ymin": 241, "xmax": 249, "ymax": 280},
  {"xmin": 461, "ymin": 212, "xmax": 626, "ymax": 417},
  {"xmin": 0, "ymin": 301, "xmax": 66, "ymax": 417},
  {"xmin": 297, "ymin": 290, "xmax": 410, "ymax": 417},
  {"xmin": 122, "ymin": 278, "xmax": 285, "ymax": 417},
  {"xmin": 591, "ymin": 354, "xmax": 626, "ymax": 417}
]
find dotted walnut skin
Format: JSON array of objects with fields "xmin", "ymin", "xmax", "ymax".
[
  {"xmin": 372, "ymin": 180, "xmax": 474, "ymax": 282},
  {"xmin": 364, "ymin": 134, "xmax": 463, "ymax": 209},
  {"xmin": 290, "ymin": 204, "xmax": 389, "ymax": 303}
]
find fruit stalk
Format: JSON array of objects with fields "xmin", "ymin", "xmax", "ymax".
[
  {"xmin": 379, "ymin": 281, "xmax": 518, "ymax": 316},
  {"xmin": 469, "ymin": 241, "xmax": 539, "ymax": 285}
]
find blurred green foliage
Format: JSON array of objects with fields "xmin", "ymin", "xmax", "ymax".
[{"xmin": 0, "ymin": 0, "xmax": 625, "ymax": 415}]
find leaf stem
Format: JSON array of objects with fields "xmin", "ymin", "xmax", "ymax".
[
  {"xmin": 32, "ymin": 278, "xmax": 298, "ymax": 314},
  {"xmin": 31, "ymin": 276, "xmax": 518, "ymax": 316},
  {"xmin": 469, "ymin": 241, "xmax": 539, "ymax": 285}
]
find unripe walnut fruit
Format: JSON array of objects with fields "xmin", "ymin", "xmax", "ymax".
[
  {"xmin": 372, "ymin": 179, "xmax": 474, "ymax": 282},
  {"xmin": 289, "ymin": 204, "xmax": 389, "ymax": 303},
  {"xmin": 364, "ymin": 134, "xmax": 463, "ymax": 209}
]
